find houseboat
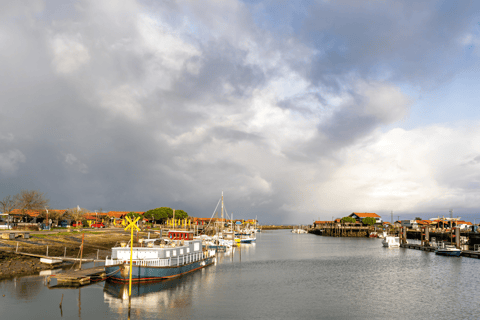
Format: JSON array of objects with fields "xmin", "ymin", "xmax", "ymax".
[{"xmin": 105, "ymin": 230, "xmax": 216, "ymax": 282}]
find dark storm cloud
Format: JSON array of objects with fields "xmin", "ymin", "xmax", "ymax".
[
  {"xmin": 1, "ymin": 1, "xmax": 480, "ymax": 224},
  {"xmin": 295, "ymin": 1, "xmax": 480, "ymax": 86}
]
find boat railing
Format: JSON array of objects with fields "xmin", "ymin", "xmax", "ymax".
[{"xmin": 105, "ymin": 251, "xmax": 208, "ymax": 267}]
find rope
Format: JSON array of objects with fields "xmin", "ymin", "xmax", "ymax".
[{"xmin": 204, "ymin": 198, "xmax": 221, "ymax": 231}]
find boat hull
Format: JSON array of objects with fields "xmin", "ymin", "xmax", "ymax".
[
  {"xmin": 106, "ymin": 256, "xmax": 216, "ymax": 282},
  {"xmin": 240, "ymin": 238, "xmax": 256, "ymax": 243},
  {"xmin": 435, "ymin": 250, "xmax": 461, "ymax": 257}
]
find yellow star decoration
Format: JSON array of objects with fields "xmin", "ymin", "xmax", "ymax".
[{"xmin": 124, "ymin": 216, "xmax": 140, "ymax": 232}]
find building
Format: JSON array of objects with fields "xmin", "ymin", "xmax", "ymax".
[{"xmin": 348, "ymin": 212, "xmax": 382, "ymax": 224}]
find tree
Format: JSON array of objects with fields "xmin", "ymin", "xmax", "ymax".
[
  {"xmin": 362, "ymin": 217, "xmax": 377, "ymax": 226},
  {"xmin": 14, "ymin": 190, "xmax": 49, "ymax": 213},
  {"xmin": 144, "ymin": 208, "xmax": 169, "ymax": 222},
  {"xmin": 126, "ymin": 212, "xmax": 142, "ymax": 220},
  {"xmin": 0, "ymin": 195, "xmax": 16, "ymax": 213},
  {"xmin": 37, "ymin": 209, "xmax": 65, "ymax": 221},
  {"xmin": 415, "ymin": 217, "xmax": 422, "ymax": 221},
  {"xmin": 66, "ymin": 207, "xmax": 90, "ymax": 223},
  {"xmin": 174, "ymin": 209, "xmax": 188, "ymax": 220},
  {"xmin": 341, "ymin": 216, "xmax": 356, "ymax": 224}
]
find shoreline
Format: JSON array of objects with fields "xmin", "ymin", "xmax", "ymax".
[{"xmin": 0, "ymin": 230, "xmax": 132, "ymax": 280}]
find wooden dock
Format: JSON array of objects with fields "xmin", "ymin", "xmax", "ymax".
[
  {"xmin": 400, "ymin": 243, "xmax": 480, "ymax": 259},
  {"xmin": 51, "ymin": 266, "xmax": 106, "ymax": 285}
]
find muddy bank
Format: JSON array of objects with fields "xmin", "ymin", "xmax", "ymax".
[
  {"xmin": 0, "ymin": 251, "xmax": 62, "ymax": 280},
  {"xmin": 0, "ymin": 230, "xmax": 142, "ymax": 280}
]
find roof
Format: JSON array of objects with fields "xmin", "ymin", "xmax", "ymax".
[
  {"xmin": 9, "ymin": 209, "xmax": 67, "ymax": 217},
  {"xmin": 350, "ymin": 212, "xmax": 381, "ymax": 218},
  {"xmin": 456, "ymin": 221, "xmax": 472, "ymax": 225},
  {"xmin": 105, "ymin": 211, "xmax": 144, "ymax": 218},
  {"xmin": 314, "ymin": 221, "xmax": 334, "ymax": 224}
]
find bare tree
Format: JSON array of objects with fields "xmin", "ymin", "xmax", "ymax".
[
  {"xmin": 66, "ymin": 207, "xmax": 90, "ymax": 223},
  {"xmin": 37, "ymin": 209, "xmax": 65, "ymax": 220},
  {"xmin": 0, "ymin": 195, "xmax": 16, "ymax": 213},
  {"xmin": 14, "ymin": 190, "xmax": 50, "ymax": 213}
]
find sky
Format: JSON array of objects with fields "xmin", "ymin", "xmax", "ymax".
[{"xmin": 1, "ymin": 0, "xmax": 480, "ymax": 224}]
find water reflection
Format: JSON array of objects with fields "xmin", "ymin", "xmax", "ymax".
[
  {"xmin": 102, "ymin": 244, "xmax": 257, "ymax": 317},
  {"xmin": 103, "ymin": 261, "xmax": 216, "ymax": 316},
  {"xmin": 6, "ymin": 276, "xmax": 44, "ymax": 300}
]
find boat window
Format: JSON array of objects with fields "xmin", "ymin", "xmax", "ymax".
[
  {"xmin": 173, "ymin": 250, "xmax": 177, "ymax": 256},
  {"xmin": 166, "ymin": 251, "xmax": 170, "ymax": 257},
  {"xmin": 180, "ymin": 249, "xmax": 184, "ymax": 254},
  {"xmin": 187, "ymin": 248, "xmax": 190, "ymax": 253},
  {"xmin": 194, "ymin": 243, "xmax": 200, "ymax": 251}
]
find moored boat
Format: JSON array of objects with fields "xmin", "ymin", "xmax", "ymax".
[
  {"xmin": 105, "ymin": 230, "xmax": 216, "ymax": 282},
  {"xmin": 292, "ymin": 228, "xmax": 307, "ymax": 234},
  {"xmin": 382, "ymin": 236, "xmax": 400, "ymax": 248},
  {"xmin": 435, "ymin": 244, "xmax": 461, "ymax": 257}
]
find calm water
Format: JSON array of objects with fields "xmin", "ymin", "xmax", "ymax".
[{"xmin": 1, "ymin": 230, "xmax": 479, "ymax": 319}]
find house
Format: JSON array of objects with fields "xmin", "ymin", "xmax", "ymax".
[
  {"xmin": 455, "ymin": 221, "xmax": 473, "ymax": 230},
  {"xmin": 313, "ymin": 221, "xmax": 335, "ymax": 228},
  {"xmin": 349, "ymin": 212, "xmax": 382, "ymax": 224}
]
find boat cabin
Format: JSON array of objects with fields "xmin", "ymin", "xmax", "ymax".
[{"xmin": 168, "ymin": 230, "xmax": 194, "ymax": 240}]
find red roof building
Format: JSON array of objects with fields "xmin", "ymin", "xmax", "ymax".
[{"xmin": 349, "ymin": 212, "xmax": 382, "ymax": 224}]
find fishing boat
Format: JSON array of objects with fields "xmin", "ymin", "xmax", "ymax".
[
  {"xmin": 105, "ymin": 230, "xmax": 216, "ymax": 282},
  {"xmin": 382, "ymin": 235, "xmax": 400, "ymax": 248},
  {"xmin": 435, "ymin": 244, "xmax": 461, "ymax": 257}
]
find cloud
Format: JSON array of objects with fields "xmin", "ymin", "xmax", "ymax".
[
  {"xmin": 51, "ymin": 34, "xmax": 90, "ymax": 74},
  {"xmin": 300, "ymin": 123, "xmax": 480, "ymax": 217},
  {"xmin": 0, "ymin": 149, "xmax": 26, "ymax": 175},
  {"xmin": 65, "ymin": 153, "xmax": 88, "ymax": 174},
  {"xmin": 0, "ymin": 0, "xmax": 479, "ymax": 224}
]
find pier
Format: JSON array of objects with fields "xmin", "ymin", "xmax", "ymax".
[
  {"xmin": 400, "ymin": 243, "xmax": 480, "ymax": 259},
  {"xmin": 49, "ymin": 266, "xmax": 106, "ymax": 285},
  {"xmin": 309, "ymin": 225, "xmax": 371, "ymax": 237}
]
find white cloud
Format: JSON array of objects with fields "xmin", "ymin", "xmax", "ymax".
[
  {"xmin": 99, "ymin": 85, "xmax": 144, "ymax": 120},
  {"xmin": 356, "ymin": 81, "xmax": 411, "ymax": 123},
  {"xmin": 294, "ymin": 123, "xmax": 480, "ymax": 216},
  {"xmin": 0, "ymin": 133, "xmax": 14, "ymax": 141},
  {"xmin": 51, "ymin": 34, "xmax": 90, "ymax": 74},
  {"xmin": 65, "ymin": 153, "xmax": 88, "ymax": 174},
  {"xmin": 0, "ymin": 149, "xmax": 26, "ymax": 175}
]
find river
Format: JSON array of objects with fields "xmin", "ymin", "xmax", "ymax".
[{"xmin": 1, "ymin": 230, "xmax": 479, "ymax": 319}]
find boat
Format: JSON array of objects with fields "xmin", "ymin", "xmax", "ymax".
[
  {"xmin": 292, "ymin": 228, "xmax": 307, "ymax": 234},
  {"xmin": 382, "ymin": 236, "xmax": 400, "ymax": 248},
  {"xmin": 105, "ymin": 230, "xmax": 216, "ymax": 282},
  {"xmin": 435, "ymin": 244, "xmax": 461, "ymax": 257}
]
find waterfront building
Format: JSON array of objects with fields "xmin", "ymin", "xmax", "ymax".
[{"xmin": 348, "ymin": 212, "xmax": 382, "ymax": 224}]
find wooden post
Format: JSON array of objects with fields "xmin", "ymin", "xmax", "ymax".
[
  {"xmin": 16, "ymin": 242, "xmax": 18, "ymax": 252},
  {"xmin": 79, "ymin": 233, "xmax": 84, "ymax": 270},
  {"xmin": 425, "ymin": 227, "xmax": 430, "ymax": 245},
  {"xmin": 64, "ymin": 247, "xmax": 66, "ymax": 257},
  {"xmin": 46, "ymin": 245, "xmax": 48, "ymax": 257},
  {"xmin": 455, "ymin": 227, "xmax": 460, "ymax": 249}
]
